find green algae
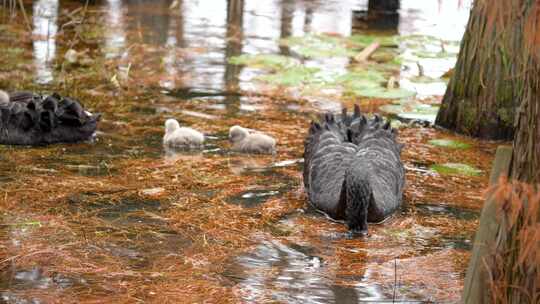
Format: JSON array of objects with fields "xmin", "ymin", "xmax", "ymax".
[
  {"xmin": 431, "ymin": 163, "xmax": 482, "ymax": 176},
  {"xmin": 428, "ymin": 139, "xmax": 471, "ymax": 149},
  {"xmin": 380, "ymin": 101, "xmax": 439, "ymax": 121},
  {"xmin": 229, "ymin": 54, "xmax": 298, "ymax": 70},
  {"xmin": 347, "ymin": 34, "xmax": 398, "ymax": 48},
  {"xmin": 257, "ymin": 66, "xmax": 320, "ymax": 86},
  {"xmin": 280, "ymin": 34, "xmax": 356, "ymax": 58},
  {"xmin": 350, "ymin": 87, "xmax": 416, "ymax": 99}
]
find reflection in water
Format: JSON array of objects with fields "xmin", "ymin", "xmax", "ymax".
[
  {"xmin": 125, "ymin": 0, "xmax": 173, "ymax": 45},
  {"xmin": 3, "ymin": 1, "xmax": 478, "ymax": 302},
  {"xmin": 104, "ymin": 0, "xmax": 127, "ymax": 58},
  {"xmin": 399, "ymin": 0, "xmax": 471, "ymax": 40},
  {"xmin": 223, "ymin": 0, "xmax": 244, "ymax": 112},
  {"xmin": 182, "ymin": 0, "xmax": 228, "ymax": 90},
  {"xmin": 32, "ymin": 0, "xmax": 58, "ymax": 84},
  {"xmin": 279, "ymin": 0, "xmax": 294, "ymax": 56},
  {"xmin": 162, "ymin": 1, "xmax": 186, "ymax": 89},
  {"xmin": 225, "ymin": 239, "xmax": 384, "ymax": 303},
  {"xmin": 352, "ymin": 0, "xmax": 400, "ymax": 32},
  {"xmin": 398, "ymin": 0, "xmax": 472, "ymax": 97}
]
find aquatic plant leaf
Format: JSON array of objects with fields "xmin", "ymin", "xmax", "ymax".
[
  {"xmin": 371, "ymin": 50, "xmax": 399, "ymax": 63},
  {"xmin": 348, "ymin": 34, "xmax": 397, "ymax": 47},
  {"xmin": 380, "ymin": 101, "xmax": 439, "ymax": 122},
  {"xmin": 257, "ymin": 66, "xmax": 320, "ymax": 86},
  {"xmin": 229, "ymin": 54, "xmax": 298, "ymax": 70},
  {"xmin": 351, "ymin": 87, "xmax": 416, "ymax": 99},
  {"xmin": 336, "ymin": 70, "xmax": 387, "ymax": 84},
  {"xmin": 280, "ymin": 34, "xmax": 356, "ymax": 58},
  {"xmin": 428, "ymin": 139, "xmax": 471, "ymax": 149},
  {"xmin": 380, "ymin": 101, "xmax": 439, "ymax": 115},
  {"xmin": 431, "ymin": 163, "xmax": 482, "ymax": 176},
  {"xmin": 412, "ymin": 50, "xmax": 458, "ymax": 59}
]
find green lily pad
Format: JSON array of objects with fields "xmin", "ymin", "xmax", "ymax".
[
  {"xmin": 280, "ymin": 34, "xmax": 356, "ymax": 58},
  {"xmin": 348, "ymin": 34, "xmax": 398, "ymax": 48},
  {"xmin": 257, "ymin": 66, "xmax": 320, "ymax": 86},
  {"xmin": 336, "ymin": 70, "xmax": 386, "ymax": 84},
  {"xmin": 370, "ymin": 50, "xmax": 399, "ymax": 63},
  {"xmin": 428, "ymin": 139, "xmax": 471, "ymax": 149},
  {"xmin": 412, "ymin": 50, "xmax": 457, "ymax": 59},
  {"xmin": 431, "ymin": 163, "xmax": 482, "ymax": 176},
  {"xmin": 380, "ymin": 101, "xmax": 439, "ymax": 122},
  {"xmin": 351, "ymin": 87, "xmax": 416, "ymax": 99},
  {"xmin": 229, "ymin": 54, "xmax": 297, "ymax": 70},
  {"xmin": 398, "ymin": 113, "xmax": 437, "ymax": 122}
]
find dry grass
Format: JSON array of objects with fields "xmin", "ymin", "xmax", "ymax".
[{"xmin": 486, "ymin": 178, "xmax": 540, "ymax": 304}]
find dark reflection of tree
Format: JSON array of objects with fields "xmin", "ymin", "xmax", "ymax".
[
  {"xmin": 125, "ymin": 0, "xmax": 173, "ymax": 45},
  {"xmin": 352, "ymin": 0, "xmax": 400, "ymax": 33},
  {"xmin": 330, "ymin": 284, "xmax": 360, "ymax": 304},
  {"xmin": 223, "ymin": 0, "xmax": 244, "ymax": 112},
  {"xmin": 164, "ymin": 0, "xmax": 186, "ymax": 89},
  {"xmin": 173, "ymin": 0, "xmax": 185, "ymax": 48},
  {"xmin": 279, "ymin": 0, "xmax": 294, "ymax": 56},
  {"xmin": 304, "ymin": 5, "xmax": 313, "ymax": 33},
  {"xmin": 227, "ymin": 240, "xmax": 369, "ymax": 302}
]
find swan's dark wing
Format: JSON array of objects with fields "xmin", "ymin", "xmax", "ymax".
[
  {"xmin": 303, "ymin": 105, "xmax": 405, "ymax": 226},
  {"xmin": 8, "ymin": 91, "xmax": 37, "ymax": 104},
  {"xmin": 304, "ymin": 114, "xmax": 358, "ymax": 219},
  {"xmin": 355, "ymin": 127, "xmax": 405, "ymax": 222},
  {"xmin": 0, "ymin": 92, "xmax": 99, "ymax": 145}
]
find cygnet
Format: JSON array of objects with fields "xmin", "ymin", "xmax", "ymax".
[
  {"xmin": 229, "ymin": 125, "xmax": 276, "ymax": 154},
  {"xmin": 163, "ymin": 118, "xmax": 204, "ymax": 148},
  {"xmin": 0, "ymin": 90, "xmax": 9, "ymax": 105}
]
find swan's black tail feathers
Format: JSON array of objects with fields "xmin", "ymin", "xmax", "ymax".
[
  {"xmin": 8, "ymin": 91, "xmax": 35, "ymax": 104},
  {"xmin": 305, "ymin": 105, "xmax": 399, "ymax": 147},
  {"xmin": 0, "ymin": 92, "xmax": 99, "ymax": 145},
  {"xmin": 303, "ymin": 104, "xmax": 405, "ymax": 233}
]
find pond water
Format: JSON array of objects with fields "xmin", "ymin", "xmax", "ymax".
[{"xmin": 0, "ymin": 0, "xmax": 500, "ymax": 303}]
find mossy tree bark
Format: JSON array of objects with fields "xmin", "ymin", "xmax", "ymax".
[
  {"xmin": 511, "ymin": 8, "xmax": 540, "ymax": 184},
  {"xmin": 436, "ymin": 0, "xmax": 524, "ymax": 140},
  {"xmin": 462, "ymin": 1, "xmax": 540, "ymax": 303}
]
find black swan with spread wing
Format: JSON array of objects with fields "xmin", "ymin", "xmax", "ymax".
[
  {"xmin": 0, "ymin": 91, "xmax": 100, "ymax": 146},
  {"xmin": 303, "ymin": 105, "xmax": 405, "ymax": 234}
]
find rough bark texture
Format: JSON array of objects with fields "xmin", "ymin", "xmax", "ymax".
[
  {"xmin": 461, "ymin": 1, "xmax": 540, "ymax": 303},
  {"xmin": 511, "ymin": 3, "xmax": 540, "ymax": 184},
  {"xmin": 436, "ymin": 0, "xmax": 522, "ymax": 140}
]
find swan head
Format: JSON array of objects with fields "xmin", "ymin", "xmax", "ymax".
[
  {"xmin": 0, "ymin": 90, "xmax": 9, "ymax": 105},
  {"xmin": 165, "ymin": 119, "xmax": 180, "ymax": 134},
  {"xmin": 229, "ymin": 125, "xmax": 249, "ymax": 143},
  {"xmin": 344, "ymin": 166, "xmax": 372, "ymax": 235}
]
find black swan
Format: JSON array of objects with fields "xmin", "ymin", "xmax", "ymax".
[
  {"xmin": 303, "ymin": 105, "xmax": 405, "ymax": 234},
  {"xmin": 229, "ymin": 125, "xmax": 276, "ymax": 154},
  {"xmin": 0, "ymin": 91, "xmax": 100, "ymax": 145}
]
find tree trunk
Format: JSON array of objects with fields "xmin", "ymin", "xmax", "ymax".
[
  {"xmin": 435, "ymin": 0, "xmax": 523, "ymax": 140},
  {"xmin": 511, "ymin": 9, "xmax": 540, "ymax": 184},
  {"xmin": 461, "ymin": 1, "xmax": 540, "ymax": 303}
]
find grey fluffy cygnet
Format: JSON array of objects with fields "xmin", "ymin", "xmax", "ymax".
[
  {"xmin": 0, "ymin": 90, "xmax": 9, "ymax": 105},
  {"xmin": 163, "ymin": 118, "xmax": 204, "ymax": 148},
  {"xmin": 229, "ymin": 125, "xmax": 276, "ymax": 154}
]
